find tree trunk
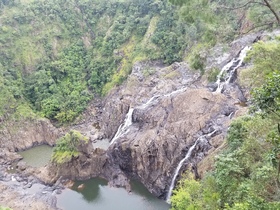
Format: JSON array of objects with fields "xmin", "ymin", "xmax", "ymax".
[{"xmin": 263, "ymin": 0, "xmax": 280, "ymax": 25}]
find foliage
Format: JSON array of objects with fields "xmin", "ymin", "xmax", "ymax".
[
  {"xmin": 207, "ymin": 67, "xmax": 220, "ymax": 83},
  {"xmin": 171, "ymin": 173, "xmax": 220, "ymax": 210},
  {"xmin": 0, "ymin": 0, "xmax": 192, "ymax": 123},
  {"xmin": 170, "ymin": 0, "xmax": 280, "ymax": 33},
  {"xmin": 52, "ymin": 130, "xmax": 88, "ymax": 164},
  {"xmin": 0, "ymin": 207, "xmax": 12, "ymax": 210},
  {"xmin": 251, "ymin": 71, "xmax": 280, "ymax": 115},
  {"xmin": 189, "ymin": 53, "xmax": 206, "ymax": 73},
  {"xmin": 243, "ymin": 39, "xmax": 280, "ymax": 88},
  {"xmin": 171, "ymin": 116, "xmax": 280, "ymax": 209}
]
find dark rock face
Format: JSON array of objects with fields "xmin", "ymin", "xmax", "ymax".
[
  {"xmin": 105, "ymin": 88, "xmax": 237, "ymax": 197},
  {"xmin": 0, "ymin": 118, "xmax": 60, "ymax": 153}
]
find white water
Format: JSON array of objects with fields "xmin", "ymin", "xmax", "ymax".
[
  {"xmin": 110, "ymin": 87, "xmax": 187, "ymax": 145},
  {"xmin": 138, "ymin": 95, "xmax": 160, "ymax": 109},
  {"xmin": 166, "ymin": 130, "xmax": 217, "ymax": 203},
  {"xmin": 163, "ymin": 87, "xmax": 188, "ymax": 98},
  {"xmin": 109, "ymin": 95, "xmax": 160, "ymax": 145},
  {"xmin": 166, "ymin": 140, "xmax": 199, "ymax": 203},
  {"xmin": 215, "ymin": 46, "xmax": 251, "ymax": 93},
  {"xmin": 110, "ymin": 108, "xmax": 134, "ymax": 145}
]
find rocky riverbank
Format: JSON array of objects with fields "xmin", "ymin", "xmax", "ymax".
[{"xmin": 0, "ymin": 163, "xmax": 60, "ymax": 210}]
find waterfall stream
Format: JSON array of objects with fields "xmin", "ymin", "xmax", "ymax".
[
  {"xmin": 166, "ymin": 130, "xmax": 217, "ymax": 203},
  {"xmin": 110, "ymin": 108, "xmax": 134, "ymax": 145},
  {"xmin": 165, "ymin": 139, "xmax": 199, "ymax": 203},
  {"xmin": 215, "ymin": 46, "xmax": 251, "ymax": 93},
  {"xmin": 110, "ymin": 87, "xmax": 188, "ymax": 145}
]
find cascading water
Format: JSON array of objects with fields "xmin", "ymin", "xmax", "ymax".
[
  {"xmin": 110, "ymin": 108, "xmax": 134, "ymax": 145},
  {"xmin": 166, "ymin": 130, "xmax": 217, "ymax": 203},
  {"xmin": 137, "ymin": 95, "xmax": 160, "ymax": 110},
  {"xmin": 165, "ymin": 139, "xmax": 199, "ymax": 203},
  {"xmin": 163, "ymin": 87, "xmax": 188, "ymax": 98},
  {"xmin": 109, "ymin": 95, "xmax": 161, "ymax": 145},
  {"xmin": 215, "ymin": 46, "xmax": 251, "ymax": 93},
  {"xmin": 110, "ymin": 87, "xmax": 187, "ymax": 145}
]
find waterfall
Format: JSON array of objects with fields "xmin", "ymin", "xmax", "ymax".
[
  {"xmin": 163, "ymin": 87, "xmax": 188, "ymax": 98},
  {"xmin": 109, "ymin": 87, "xmax": 186, "ymax": 145},
  {"xmin": 109, "ymin": 95, "xmax": 160, "ymax": 145},
  {"xmin": 110, "ymin": 108, "xmax": 134, "ymax": 145},
  {"xmin": 138, "ymin": 95, "xmax": 160, "ymax": 109},
  {"xmin": 166, "ymin": 130, "xmax": 217, "ymax": 203},
  {"xmin": 166, "ymin": 139, "xmax": 199, "ymax": 203},
  {"xmin": 215, "ymin": 46, "xmax": 251, "ymax": 93}
]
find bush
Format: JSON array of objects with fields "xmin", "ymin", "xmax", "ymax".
[{"xmin": 52, "ymin": 130, "xmax": 88, "ymax": 164}]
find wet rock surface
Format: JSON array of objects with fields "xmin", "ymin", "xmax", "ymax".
[{"xmin": 0, "ymin": 164, "xmax": 61, "ymax": 210}]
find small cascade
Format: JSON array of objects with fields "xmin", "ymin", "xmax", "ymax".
[
  {"xmin": 215, "ymin": 46, "xmax": 251, "ymax": 93},
  {"xmin": 138, "ymin": 95, "xmax": 160, "ymax": 109},
  {"xmin": 110, "ymin": 87, "xmax": 188, "ymax": 145},
  {"xmin": 163, "ymin": 87, "xmax": 188, "ymax": 98},
  {"xmin": 228, "ymin": 111, "xmax": 235, "ymax": 119},
  {"xmin": 166, "ymin": 130, "xmax": 217, "ymax": 203},
  {"xmin": 110, "ymin": 108, "xmax": 134, "ymax": 145},
  {"xmin": 166, "ymin": 139, "xmax": 199, "ymax": 203}
]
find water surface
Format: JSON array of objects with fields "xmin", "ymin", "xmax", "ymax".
[
  {"xmin": 18, "ymin": 145, "xmax": 53, "ymax": 167},
  {"xmin": 57, "ymin": 178, "xmax": 170, "ymax": 210}
]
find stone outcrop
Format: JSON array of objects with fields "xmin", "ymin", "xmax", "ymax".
[
  {"xmin": 0, "ymin": 182, "xmax": 56, "ymax": 210},
  {"xmin": 0, "ymin": 118, "xmax": 62, "ymax": 209},
  {"xmin": 0, "ymin": 118, "xmax": 60, "ymax": 152},
  {"xmin": 104, "ymin": 85, "xmax": 238, "ymax": 197},
  {"xmin": 50, "ymin": 146, "xmax": 107, "ymax": 182}
]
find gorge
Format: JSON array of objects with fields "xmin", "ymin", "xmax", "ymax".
[{"xmin": 1, "ymin": 0, "xmax": 280, "ymax": 209}]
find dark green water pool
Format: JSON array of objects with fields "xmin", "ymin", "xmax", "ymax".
[{"xmin": 57, "ymin": 178, "xmax": 170, "ymax": 210}]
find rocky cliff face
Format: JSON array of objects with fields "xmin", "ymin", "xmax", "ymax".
[
  {"xmin": 107, "ymin": 88, "xmax": 236, "ymax": 197},
  {"xmin": 91, "ymin": 33, "xmax": 260, "ymax": 198},
  {"xmin": 0, "ymin": 118, "xmax": 61, "ymax": 165}
]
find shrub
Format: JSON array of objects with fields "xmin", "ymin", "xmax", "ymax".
[{"xmin": 52, "ymin": 130, "xmax": 88, "ymax": 164}]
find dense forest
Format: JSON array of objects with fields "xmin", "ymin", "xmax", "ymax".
[
  {"xmin": 1, "ymin": 0, "xmax": 280, "ymax": 209},
  {"xmin": 0, "ymin": 0, "xmax": 254, "ymax": 124},
  {"xmin": 0, "ymin": 0, "xmax": 192, "ymax": 124}
]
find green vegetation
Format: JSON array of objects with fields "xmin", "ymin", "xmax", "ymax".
[
  {"xmin": 0, "ymin": 0, "xmax": 193, "ymax": 124},
  {"xmin": 207, "ymin": 67, "xmax": 220, "ymax": 83},
  {"xmin": 169, "ymin": 0, "xmax": 280, "ymax": 73},
  {"xmin": 52, "ymin": 130, "xmax": 88, "ymax": 164},
  {"xmin": 0, "ymin": 207, "xmax": 12, "ymax": 210},
  {"xmin": 170, "ymin": 0, "xmax": 280, "ymax": 33},
  {"xmin": 3, "ymin": 0, "xmax": 277, "ymax": 124},
  {"xmin": 170, "ymin": 38, "xmax": 280, "ymax": 210},
  {"xmin": 1, "ymin": 0, "xmax": 280, "ymax": 207}
]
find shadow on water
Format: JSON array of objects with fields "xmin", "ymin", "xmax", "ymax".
[
  {"xmin": 130, "ymin": 180, "xmax": 157, "ymax": 201},
  {"xmin": 72, "ymin": 178, "xmax": 108, "ymax": 202},
  {"xmin": 57, "ymin": 178, "xmax": 170, "ymax": 210}
]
